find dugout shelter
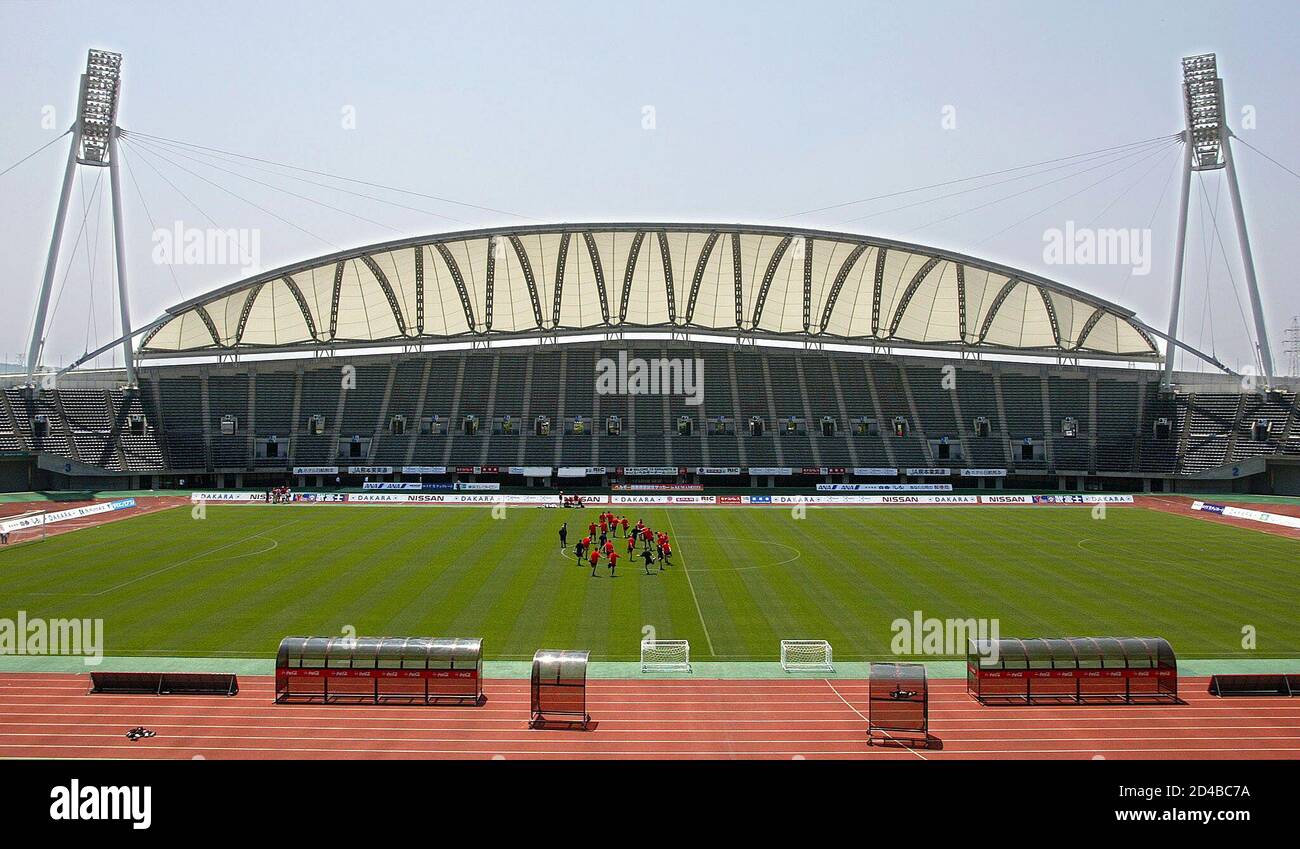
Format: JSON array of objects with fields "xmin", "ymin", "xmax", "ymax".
[
  {"xmin": 530, "ymin": 649, "xmax": 591, "ymax": 729},
  {"xmin": 967, "ymin": 637, "xmax": 1178, "ymax": 705},
  {"xmin": 867, "ymin": 662, "xmax": 938, "ymax": 749},
  {"xmin": 274, "ymin": 636, "xmax": 485, "ymax": 705}
]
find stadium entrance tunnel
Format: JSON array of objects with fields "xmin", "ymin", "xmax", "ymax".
[
  {"xmin": 966, "ymin": 636, "xmax": 1179, "ymax": 705},
  {"xmin": 274, "ymin": 636, "xmax": 485, "ymax": 705}
]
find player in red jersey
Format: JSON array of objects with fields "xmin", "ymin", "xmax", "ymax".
[
  {"xmin": 588, "ymin": 547, "xmax": 601, "ymax": 577},
  {"xmin": 607, "ymin": 549, "xmax": 619, "ymax": 576},
  {"xmin": 661, "ymin": 541, "xmax": 672, "ymax": 567},
  {"xmin": 620, "ymin": 516, "xmax": 630, "ymax": 538},
  {"xmin": 626, "ymin": 534, "xmax": 636, "ymax": 557}
]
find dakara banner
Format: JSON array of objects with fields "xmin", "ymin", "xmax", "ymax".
[
  {"xmin": 1192, "ymin": 501, "xmax": 1300, "ymax": 530},
  {"xmin": 0, "ymin": 498, "xmax": 136, "ymax": 533}
]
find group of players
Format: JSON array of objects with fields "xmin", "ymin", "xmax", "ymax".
[{"xmin": 558, "ymin": 512, "xmax": 674, "ymax": 577}]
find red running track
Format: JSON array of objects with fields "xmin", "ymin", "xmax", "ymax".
[{"xmin": 0, "ymin": 673, "xmax": 1296, "ymax": 760}]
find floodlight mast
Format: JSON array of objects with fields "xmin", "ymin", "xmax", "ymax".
[
  {"xmin": 1162, "ymin": 54, "xmax": 1274, "ymax": 389},
  {"xmin": 25, "ymin": 49, "xmax": 136, "ymax": 388}
]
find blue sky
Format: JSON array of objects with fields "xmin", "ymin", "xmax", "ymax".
[{"xmin": 1, "ymin": 0, "xmax": 1297, "ymax": 374}]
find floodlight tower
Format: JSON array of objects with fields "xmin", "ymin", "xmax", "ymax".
[
  {"xmin": 1162, "ymin": 54, "xmax": 1274, "ymax": 389},
  {"xmin": 1284, "ymin": 316, "xmax": 1300, "ymax": 378},
  {"xmin": 25, "ymin": 49, "xmax": 136, "ymax": 387}
]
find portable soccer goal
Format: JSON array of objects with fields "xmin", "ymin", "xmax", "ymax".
[
  {"xmin": 0, "ymin": 510, "xmax": 48, "ymax": 546},
  {"xmin": 780, "ymin": 640, "xmax": 834, "ymax": 672},
  {"xmin": 640, "ymin": 639, "xmax": 692, "ymax": 673}
]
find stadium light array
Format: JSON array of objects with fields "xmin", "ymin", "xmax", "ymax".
[
  {"xmin": 76, "ymin": 49, "xmax": 122, "ymax": 165},
  {"xmin": 1181, "ymin": 53, "xmax": 1225, "ymax": 171}
]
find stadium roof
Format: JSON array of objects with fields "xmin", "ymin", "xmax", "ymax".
[{"xmin": 139, "ymin": 223, "xmax": 1160, "ymax": 359}]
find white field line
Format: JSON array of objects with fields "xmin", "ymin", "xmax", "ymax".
[{"xmin": 663, "ymin": 509, "xmax": 716, "ymax": 657}]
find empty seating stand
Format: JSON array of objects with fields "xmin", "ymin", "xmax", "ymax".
[
  {"xmin": 8, "ymin": 342, "xmax": 1297, "ymax": 485},
  {"xmin": 89, "ymin": 671, "xmax": 238, "ymax": 696}
]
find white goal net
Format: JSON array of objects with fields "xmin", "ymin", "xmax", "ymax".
[
  {"xmin": 0, "ymin": 510, "xmax": 48, "ymax": 546},
  {"xmin": 640, "ymin": 639, "xmax": 692, "ymax": 673},
  {"xmin": 780, "ymin": 640, "xmax": 834, "ymax": 672}
]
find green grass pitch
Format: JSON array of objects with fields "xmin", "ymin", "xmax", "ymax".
[{"xmin": 0, "ymin": 504, "xmax": 1294, "ymax": 661}]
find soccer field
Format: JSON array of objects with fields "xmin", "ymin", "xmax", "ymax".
[{"xmin": 0, "ymin": 504, "xmax": 1294, "ymax": 661}]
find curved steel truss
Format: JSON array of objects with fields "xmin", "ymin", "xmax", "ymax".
[{"xmin": 139, "ymin": 222, "xmax": 1163, "ymax": 360}]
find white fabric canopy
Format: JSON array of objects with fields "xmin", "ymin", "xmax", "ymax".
[{"xmin": 140, "ymin": 224, "xmax": 1158, "ymax": 358}]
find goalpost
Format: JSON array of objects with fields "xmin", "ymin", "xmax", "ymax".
[
  {"xmin": 780, "ymin": 640, "xmax": 834, "ymax": 673},
  {"xmin": 640, "ymin": 639, "xmax": 692, "ymax": 673},
  {"xmin": 0, "ymin": 510, "xmax": 48, "ymax": 547}
]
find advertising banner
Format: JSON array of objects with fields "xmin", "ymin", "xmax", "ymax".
[{"xmin": 817, "ymin": 483, "xmax": 954, "ymax": 492}]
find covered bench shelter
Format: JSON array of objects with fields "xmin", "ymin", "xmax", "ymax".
[
  {"xmin": 967, "ymin": 637, "xmax": 1179, "ymax": 705},
  {"xmin": 275, "ymin": 636, "xmax": 485, "ymax": 705},
  {"xmin": 529, "ymin": 649, "xmax": 591, "ymax": 729},
  {"xmin": 867, "ymin": 662, "xmax": 939, "ymax": 749}
]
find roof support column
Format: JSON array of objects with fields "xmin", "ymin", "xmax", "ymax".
[
  {"xmin": 1221, "ymin": 128, "xmax": 1274, "ymax": 385},
  {"xmin": 1161, "ymin": 136, "xmax": 1193, "ymax": 390},
  {"xmin": 25, "ymin": 129, "xmax": 79, "ymax": 386},
  {"xmin": 108, "ymin": 128, "xmax": 137, "ymax": 386}
]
